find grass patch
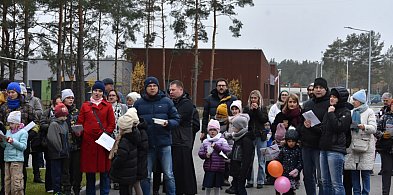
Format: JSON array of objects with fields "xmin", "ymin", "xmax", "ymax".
[{"xmin": 25, "ymin": 168, "xmax": 95, "ymax": 195}]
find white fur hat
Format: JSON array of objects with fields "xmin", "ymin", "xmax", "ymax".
[
  {"xmin": 117, "ymin": 108, "xmax": 139, "ymax": 130},
  {"xmin": 126, "ymin": 92, "xmax": 141, "ymax": 102},
  {"xmin": 61, "ymin": 89, "xmax": 74, "ymax": 101},
  {"xmin": 7, "ymin": 111, "xmax": 21, "ymax": 124}
]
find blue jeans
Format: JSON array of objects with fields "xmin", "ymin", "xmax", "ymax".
[
  {"xmin": 249, "ymin": 139, "xmax": 266, "ymax": 185},
  {"xmin": 141, "ymin": 146, "xmax": 176, "ymax": 195},
  {"xmin": 320, "ymin": 150, "xmax": 345, "ymax": 195},
  {"xmin": 86, "ymin": 172, "xmax": 110, "ymax": 195},
  {"xmin": 302, "ymin": 147, "xmax": 323, "ymax": 195},
  {"xmin": 351, "ymin": 170, "xmax": 371, "ymax": 195},
  {"xmin": 51, "ymin": 159, "xmax": 63, "ymax": 194}
]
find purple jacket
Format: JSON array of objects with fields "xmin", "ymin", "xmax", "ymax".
[{"xmin": 198, "ymin": 134, "xmax": 231, "ymax": 173}]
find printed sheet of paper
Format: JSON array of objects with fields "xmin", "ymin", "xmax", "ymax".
[
  {"xmin": 302, "ymin": 110, "xmax": 321, "ymax": 127},
  {"xmin": 95, "ymin": 133, "xmax": 115, "ymax": 151},
  {"xmin": 219, "ymin": 151, "xmax": 228, "ymax": 160}
]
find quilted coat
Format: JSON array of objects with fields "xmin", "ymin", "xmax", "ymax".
[{"xmin": 345, "ymin": 108, "xmax": 377, "ymax": 170}]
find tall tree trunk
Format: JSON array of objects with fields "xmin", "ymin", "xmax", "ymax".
[
  {"xmin": 57, "ymin": 2, "xmax": 63, "ymax": 94},
  {"xmin": 69, "ymin": 0, "xmax": 74, "ymax": 90},
  {"xmin": 97, "ymin": 9, "xmax": 101, "ymax": 80},
  {"xmin": 145, "ymin": 0, "xmax": 151, "ymax": 75},
  {"xmin": 114, "ymin": 20, "xmax": 119, "ymax": 87},
  {"xmin": 0, "ymin": 0, "xmax": 10, "ymax": 79},
  {"xmin": 192, "ymin": 0, "xmax": 199, "ymax": 105},
  {"xmin": 9, "ymin": 3, "xmax": 17, "ymax": 81},
  {"xmin": 23, "ymin": 0, "xmax": 29, "ymax": 84},
  {"xmin": 76, "ymin": 0, "xmax": 85, "ymax": 108},
  {"xmin": 209, "ymin": 0, "xmax": 217, "ymax": 92},
  {"xmin": 161, "ymin": 0, "xmax": 166, "ymax": 91}
]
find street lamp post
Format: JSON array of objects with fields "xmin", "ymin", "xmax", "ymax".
[{"xmin": 344, "ymin": 26, "xmax": 372, "ymax": 104}]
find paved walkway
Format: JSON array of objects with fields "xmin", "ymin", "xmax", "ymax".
[{"xmin": 85, "ymin": 130, "xmax": 391, "ymax": 195}]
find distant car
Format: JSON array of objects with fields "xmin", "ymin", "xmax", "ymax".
[{"xmin": 370, "ymin": 94, "xmax": 381, "ymax": 104}]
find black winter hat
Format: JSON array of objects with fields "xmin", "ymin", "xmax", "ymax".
[
  {"xmin": 144, "ymin": 77, "xmax": 159, "ymax": 89},
  {"xmin": 102, "ymin": 78, "xmax": 114, "ymax": 85},
  {"xmin": 285, "ymin": 129, "xmax": 299, "ymax": 141},
  {"xmin": 314, "ymin": 77, "xmax": 328, "ymax": 90}
]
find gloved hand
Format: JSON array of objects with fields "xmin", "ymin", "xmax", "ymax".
[
  {"xmin": 289, "ymin": 169, "xmax": 299, "ymax": 177},
  {"xmin": 383, "ymin": 131, "xmax": 391, "ymax": 139}
]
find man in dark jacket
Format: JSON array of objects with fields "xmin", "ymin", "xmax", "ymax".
[
  {"xmin": 201, "ymin": 78, "xmax": 237, "ymax": 141},
  {"xmin": 319, "ymin": 87, "xmax": 351, "ymax": 195},
  {"xmin": 134, "ymin": 76, "xmax": 180, "ymax": 195},
  {"xmin": 298, "ymin": 77, "xmax": 330, "ymax": 195},
  {"xmin": 169, "ymin": 80, "xmax": 198, "ymax": 195}
]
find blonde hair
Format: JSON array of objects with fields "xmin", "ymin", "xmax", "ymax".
[
  {"xmin": 282, "ymin": 93, "xmax": 299, "ymax": 113},
  {"xmin": 248, "ymin": 90, "xmax": 263, "ymax": 107}
]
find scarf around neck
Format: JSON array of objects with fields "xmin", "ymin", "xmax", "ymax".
[
  {"xmin": 7, "ymin": 98, "xmax": 20, "ymax": 110},
  {"xmin": 109, "ymin": 128, "xmax": 133, "ymax": 160},
  {"xmin": 207, "ymin": 133, "xmax": 222, "ymax": 142},
  {"xmin": 233, "ymin": 128, "xmax": 248, "ymax": 141},
  {"xmin": 351, "ymin": 104, "xmax": 369, "ymax": 132},
  {"xmin": 90, "ymin": 97, "xmax": 103, "ymax": 106}
]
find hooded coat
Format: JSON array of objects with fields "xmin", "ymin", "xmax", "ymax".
[{"xmin": 319, "ymin": 87, "xmax": 352, "ymax": 154}]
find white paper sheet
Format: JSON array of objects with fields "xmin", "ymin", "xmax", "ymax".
[
  {"xmin": 302, "ymin": 110, "xmax": 321, "ymax": 127},
  {"xmin": 219, "ymin": 151, "xmax": 228, "ymax": 160},
  {"xmin": 23, "ymin": 121, "xmax": 36, "ymax": 131},
  {"xmin": 95, "ymin": 133, "xmax": 115, "ymax": 151}
]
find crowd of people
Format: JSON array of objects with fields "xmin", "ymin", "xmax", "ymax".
[{"xmin": 0, "ymin": 76, "xmax": 392, "ymax": 195}]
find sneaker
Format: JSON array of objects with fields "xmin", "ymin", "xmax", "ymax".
[
  {"xmin": 257, "ymin": 184, "xmax": 263, "ymax": 189},
  {"xmin": 223, "ymin": 180, "xmax": 231, "ymax": 186},
  {"xmin": 113, "ymin": 183, "xmax": 120, "ymax": 190},
  {"xmin": 46, "ymin": 190, "xmax": 53, "ymax": 193},
  {"xmin": 33, "ymin": 178, "xmax": 45, "ymax": 183}
]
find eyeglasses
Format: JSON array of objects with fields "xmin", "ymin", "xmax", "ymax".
[{"xmin": 281, "ymin": 94, "xmax": 289, "ymax": 96}]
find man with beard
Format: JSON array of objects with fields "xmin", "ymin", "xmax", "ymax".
[
  {"xmin": 302, "ymin": 83, "xmax": 315, "ymax": 109},
  {"xmin": 201, "ymin": 78, "xmax": 237, "ymax": 142},
  {"xmin": 168, "ymin": 80, "xmax": 198, "ymax": 195},
  {"xmin": 134, "ymin": 76, "xmax": 180, "ymax": 195},
  {"xmin": 298, "ymin": 77, "xmax": 330, "ymax": 195}
]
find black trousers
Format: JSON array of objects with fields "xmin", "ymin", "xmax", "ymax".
[
  {"xmin": 70, "ymin": 150, "xmax": 82, "ymax": 194},
  {"xmin": 380, "ymin": 151, "xmax": 393, "ymax": 195}
]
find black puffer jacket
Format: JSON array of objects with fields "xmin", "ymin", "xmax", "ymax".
[
  {"xmin": 319, "ymin": 87, "xmax": 352, "ymax": 154},
  {"xmin": 110, "ymin": 129, "xmax": 140, "ymax": 185},
  {"xmin": 276, "ymin": 145, "xmax": 303, "ymax": 181},
  {"xmin": 136, "ymin": 120, "xmax": 148, "ymax": 180},
  {"xmin": 298, "ymin": 91, "xmax": 330, "ymax": 148},
  {"xmin": 243, "ymin": 106, "xmax": 269, "ymax": 140}
]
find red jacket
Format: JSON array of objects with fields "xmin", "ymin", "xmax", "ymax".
[{"xmin": 77, "ymin": 100, "xmax": 115, "ymax": 173}]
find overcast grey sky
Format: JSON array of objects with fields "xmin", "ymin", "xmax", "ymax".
[{"xmin": 130, "ymin": 0, "xmax": 392, "ymax": 63}]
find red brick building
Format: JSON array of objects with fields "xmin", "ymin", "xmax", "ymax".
[{"xmin": 126, "ymin": 48, "xmax": 278, "ymax": 106}]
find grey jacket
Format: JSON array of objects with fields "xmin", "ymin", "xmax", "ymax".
[{"xmin": 47, "ymin": 119, "xmax": 70, "ymax": 159}]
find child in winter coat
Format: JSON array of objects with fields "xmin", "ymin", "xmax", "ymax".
[
  {"xmin": 276, "ymin": 128, "xmax": 303, "ymax": 195},
  {"xmin": 199, "ymin": 119, "xmax": 231, "ymax": 195},
  {"xmin": 228, "ymin": 114, "xmax": 255, "ymax": 195},
  {"xmin": 109, "ymin": 108, "xmax": 144, "ymax": 195},
  {"xmin": 47, "ymin": 103, "xmax": 71, "ymax": 195},
  {"xmin": 0, "ymin": 111, "xmax": 28, "ymax": 195}
]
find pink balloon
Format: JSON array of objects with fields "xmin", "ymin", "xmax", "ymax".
[{"xmin": 274, "ymin": 176, "xmax": 291, "ymax": 193}]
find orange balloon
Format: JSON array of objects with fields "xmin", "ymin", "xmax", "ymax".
[{"xmin": 268, "ymin": 160, "xmax": 284, "ymax": 178}]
